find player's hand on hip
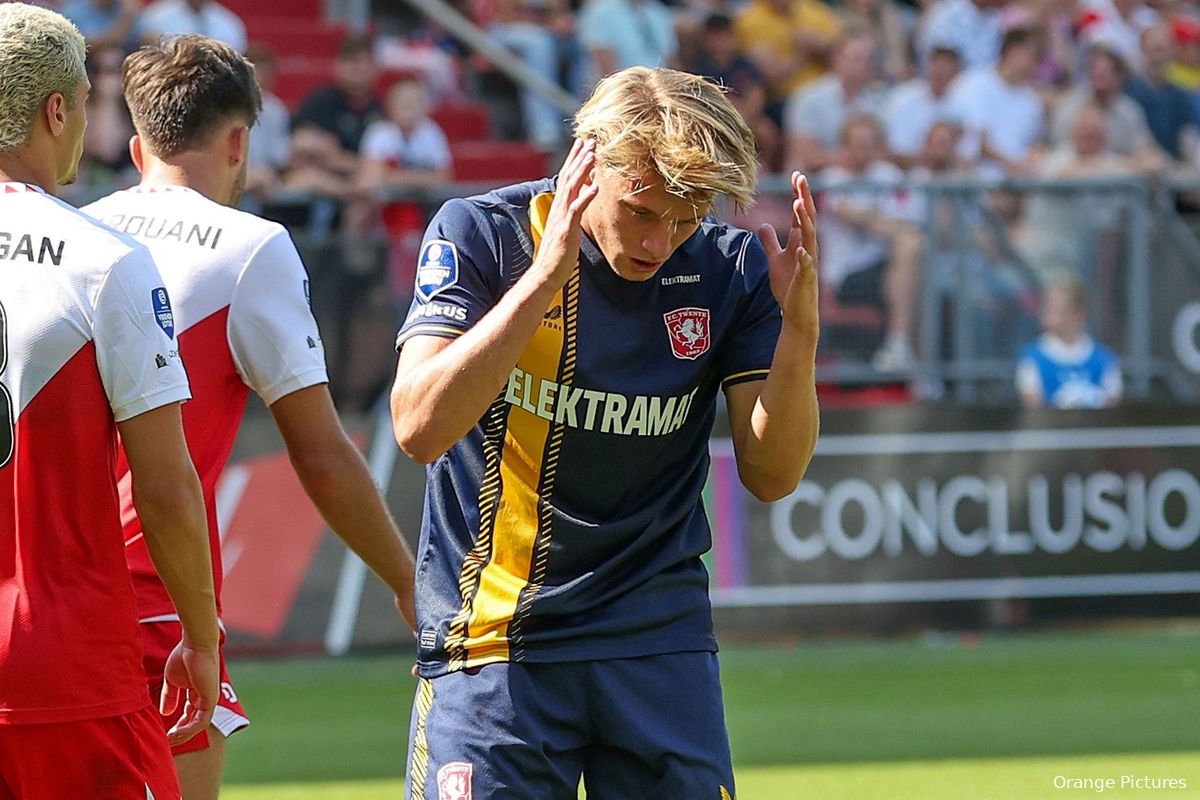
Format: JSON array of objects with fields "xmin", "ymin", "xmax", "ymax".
[
  {"xmin": 757, "ymin": 171, "xmax": 819, "ymax": 339},
  {"xmin": 533, "ymin": 138, "xmax": 599, "ymax": 288},
  {"xmin": 160, "ymin": 638, "xmax": 220, "ymax": 747},
  {"xmin": 395, "ymin": 590, "xmax": 417, "ymax": 632}
]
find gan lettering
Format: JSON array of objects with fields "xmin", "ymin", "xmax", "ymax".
[{"xmin": 0, "ymin": 232, "xmax": 64, "ymax": 265}]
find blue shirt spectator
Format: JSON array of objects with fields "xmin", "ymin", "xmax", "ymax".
[
  {"xmin": 1126, "ymin": 24, "xmax": 1198, "ymax": 161},
  {"xmin": 61, "ymin": 0, "xmax": 143, "ymax": 52}
]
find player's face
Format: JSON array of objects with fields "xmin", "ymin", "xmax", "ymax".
[
  {"xmin": 583, "ymin": 169, "xmax": 701, "ymax": 282},
  {"xmin": 58, "ymin": 79, "xmax": 90, "ymax": 187}
]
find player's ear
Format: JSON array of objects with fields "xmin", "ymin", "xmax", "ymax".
[
  {"xmin": 227, "ymin": 125, "xmax": 249, "ymax": 167},
  {"xmin": 42, "ymin": 92, "xmax": 68, "ymax": 137},
  {"xmin": 129, "ymin": 134, "xmax": 146, "ymax": 173}
]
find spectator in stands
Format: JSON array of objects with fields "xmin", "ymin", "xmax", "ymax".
[
  {"xmin": 139, "ymin": 0, "xmax": 246, "ymax": 52},
  {"xmin": 946, "ymin": 26, "xmax": 1044, "ymax": 175},
  {"xmin": 1165, "ymin": 16, "xmax": 1200, "ymax": 91},
  {"xmin": 883, "ymin": 44, "xmax": 962, "ymax": 163},
  {"xmin": 61, "ymin": 0, "xmax": 143, "ymax": 52},
  {"xmin": 486, "ymin": 0, "xmax": 567, "ymax": 150},
  {"xmin": 244, "ymin": 44, "xmax": 290, "ymax": 201},
  {"xmin": 577, "ymin": 0, "xmax": 677, "ymax": 86},
  {"xmin": 688, "ymin": 13, "xmax": 781, "ymax": 172},
  {"xmin": 734, "ymin": 0, "xmax": 842, "ymax": 122},
  {"xmin": 917, "ymin": 0, "xmax": 1005, "ymax": 72},
  {"xmin": 839, "ymin": 0, "xmax": 912, "ymax": 83},
  {"xmin": 78, "ymin": 44, "xmax": 136, "ymax": 187},
  {"xmin": 288, "ymin": 34, "xmax": 385, "ymax": 195},
  {"xmin": 1077, "ymin": 0, "xmax": 1159, "ymax": 72},
  {"xmin": 1019, "ymin": 103, "xmax": 1146, "ymax": 282},
  {"xmin": 1050, "ymin": 44, "xmax": 1160, "ymax": 161},
  {"xmin": 1127, "ymin": 24, "xmax": 1200, "ymax": 163},
  {"xmin": 359, "ymin": 77, "xmax": 453, "ymax": 193},
  {"xmin": 998, "ymin": 0, "xmax": 1077, "ymax": 90},
  {"xmin": 359, "ymin": 77, "xmax": 453, "ymax": 309},
  {"xmin": 1016, "ymin": 278, "xmax": 1122, "ymax": 409},
  {"xmin": 818, "ymin": 115, "xmax": 924, "ymax": 371},
  {"xmin": 784, "ymin": 28, "xmax": 885, "ymax": 172}
]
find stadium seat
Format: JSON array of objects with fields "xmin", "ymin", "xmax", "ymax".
[
  {"xmin": 246, "ymin": 19, "xmax": 349, "ymax": 59},
  {"xmin": 431, "ymin": 103, "xmax": 491, "ymax": 142},
  {"xmin": 223, "ymin": 0, "xmax": 322, "ymax": 20},
  {"xmin": 450, "ymin": 141, "xmax": 548, "ymax": 182},
  {"xmin": 273, "ymin": 58, "xmax": 334, "ymax": 110}
]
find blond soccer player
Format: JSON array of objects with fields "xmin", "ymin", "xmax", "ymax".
[{"xmin": 391, "ymin": 67, "xmax": 820, "ymax": 799}]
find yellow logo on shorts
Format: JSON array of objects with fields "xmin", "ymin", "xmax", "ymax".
[{"xmin": 720, "ymin": 786, "xmax": 733, "ymax": 800}]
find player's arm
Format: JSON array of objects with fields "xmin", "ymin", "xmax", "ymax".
[
  {"xmin": 391, "ymin": 139, "xmax": 598, "ymax": 463},
  {"xmin": 117, "ymin": 404, "xmax": 220, "ymax": 745},
  {"xmin": 269, "ymin": 384, "xmax": 417, "ymax": 629},
  {"xmin": 94, "ymin": 250, "xmax": 219, "ymax": 746},
  {"xmin": 727, "ymin": 172, "xmax": 821, "ymax": 502}
]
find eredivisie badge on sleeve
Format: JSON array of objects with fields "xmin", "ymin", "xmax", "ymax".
[
  {"xmin": 416, "ymin": 239, "xmax": 460, "ymax": 302},
  {"xmin": 664, "ymin": 307, "xmax": 710, "ymax": 360},
  {"xmin": 151, "ymin": 287, "xmax": 174, "ymax": 339}
]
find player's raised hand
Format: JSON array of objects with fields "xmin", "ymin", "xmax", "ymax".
[
  {"xmin": 532, "ymin": 138, "xmax": 599, "ymax": 288},
  {"xmin": 160, "ymin": 638, "xmax": 220, "ymax": 747},
  {"xmin": 757, "ymin": 172, "xmax": 820, "ymax": 339}
]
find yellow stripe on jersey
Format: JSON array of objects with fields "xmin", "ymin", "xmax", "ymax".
[
  {"xmin": 458, "ymin": 192, "xmax": 567, "ymax": 667},
  {"xmin": 408, "ymin": 678, "xmax": 435, "ymax": 800},
  {"xmin": 722, "ymin": 368, "xmax": 770, "ymax": 385}
]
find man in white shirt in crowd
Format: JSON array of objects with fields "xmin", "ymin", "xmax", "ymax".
[
  {"xmin": 817, "ymin": 114, "xmax": 924, "ymax": 371},
  {"xmin": 140, "ymin": 0, "xmax": 245, "ymax": 52},
  {"xmin": 884, "ymin": 43, "xmax": 962, "ymax": 164},
  {"xmin": 784, "ymin": 27, "xmax": 885, "ymax": 172},
  {"xmin": 947, "ymin": 27, "xmax": 1045, "ymax": 175},
  {"xmin": 918, "ymin": 0, "xmax": 1005, "ymax": 72}
]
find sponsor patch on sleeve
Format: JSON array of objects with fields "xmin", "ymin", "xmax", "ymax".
[
  {"xmin": 416, "ymin": 239, "xmax": 460, "ymax": 302},
  {"xmin": 151, "ymin": 287, "xmax": 175, "ymax": 339}
]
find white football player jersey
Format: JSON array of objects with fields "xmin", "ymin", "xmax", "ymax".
[{"xmin": 85, "ymin": 184, "xmax": 328, "ymax": 619}]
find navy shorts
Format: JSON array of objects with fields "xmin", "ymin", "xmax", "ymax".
[{"xmin": 404, "ymin": 652, "xmax": 735, "ymax": 799}]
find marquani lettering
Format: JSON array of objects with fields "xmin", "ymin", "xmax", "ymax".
[
  {"xmin": 771, "ymin": 470, "xmax": 1200, "ymax": 561},
  {"xmin": 103, "ymin": 215, "xmax": 223, "ymax": 250},
  {"xmin": 504, "ymin": 366, "xmax": 698, "ymax": 436}
]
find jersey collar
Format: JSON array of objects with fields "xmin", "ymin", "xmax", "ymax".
[{"xmin": 0, "ymin": 182, "xmax": 47, "ymax": 195}]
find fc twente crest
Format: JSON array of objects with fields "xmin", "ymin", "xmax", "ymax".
[{"xmin": 664, "ymin": 307, "xmax": 710, "ymax": 360}]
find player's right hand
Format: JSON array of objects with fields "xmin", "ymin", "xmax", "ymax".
[
  {"xmin": 532, "ymin": 138, "xmax": 599, "ymax": 288},
  {"xmin": 160, "ymin": 638, "xmax": 220, "ymax": 747}
]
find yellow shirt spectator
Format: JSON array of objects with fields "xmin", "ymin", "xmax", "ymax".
[{"xmin": 735, "ymin": 0, "xmax": 842, "ymax": 101}]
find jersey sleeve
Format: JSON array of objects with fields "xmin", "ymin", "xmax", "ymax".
[
  {"xmin": 718, "ymin": 233, "xmax": 783, "ymax": 388},
  {"xmin": 227, "ymin": 229, "xmax": 329, "ymax": 406},
  {"xmin": 395, "ymin": 198, "xmax": 502, "ymax": 350},
  {"xmin": 92, "ymin": 247, "xmax": 191, "ymax": 422}
]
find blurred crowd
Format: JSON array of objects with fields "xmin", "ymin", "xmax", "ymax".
[{"xmin": 43, "ymin": 0, "xmax": 1191, "ymax": 406}]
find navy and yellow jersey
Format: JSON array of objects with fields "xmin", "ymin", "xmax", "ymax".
[{"xmin": 397, "ymin": 178, "xmax": 782, "ymax": 677}]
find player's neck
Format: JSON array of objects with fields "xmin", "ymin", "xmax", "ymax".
[
  {"xmin": 0, "ymin": 153, "xmax": 57, "ymax": 195},
  {"xmin": 138, "ymin": 156, "xmax": 231, "ymax": 206}
]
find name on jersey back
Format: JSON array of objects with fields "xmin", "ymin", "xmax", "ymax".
[
  {"xmin": 0, "ymin": 232, "xmax": 64, "ymax": 265},
  {"xmin": 100, "ymin": 214, "xmax": 224, "ymax": 251}
]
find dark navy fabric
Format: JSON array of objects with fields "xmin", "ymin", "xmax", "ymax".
[
  {"xmin": 404, "ymin": 652, "xmax": 735, "ymax": 800},
  {"xmin": 397, "ymin": 179, "xmax": 782, "ymax": 677}
]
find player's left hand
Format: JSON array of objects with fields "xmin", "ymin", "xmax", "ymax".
[
  {"xmin": 160, "ymin": 639, "xmax": 219, "ymax": 747},
  {"xmin": 756, "ymin": 172, "xmax": 819, "ymax": 340}
]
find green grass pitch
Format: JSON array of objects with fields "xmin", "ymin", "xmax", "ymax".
[{"xmin": 221, "ymin": 626, "xmax": 1200, "ymax": 799}]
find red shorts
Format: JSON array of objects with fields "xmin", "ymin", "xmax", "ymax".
[
  {"xmin": 140, "ymin": 619, "xmax": 250, "ymax": 756},
  {"xmin": 0, "ymin": 704, "xmax": 181, "ymax": 799}
]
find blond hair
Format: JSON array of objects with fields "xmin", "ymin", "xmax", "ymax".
[
  {"xmin": 0, "ymin": 4, "xmax": 87, "ymax": 152},
  {"xmin": 573, "ymin": 67, "xmax": 758, "ymax": 212}
]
